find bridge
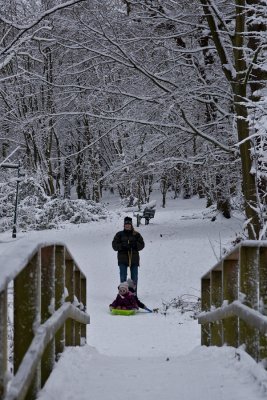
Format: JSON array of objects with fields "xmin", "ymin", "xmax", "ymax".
[{"xmin": 1, "ymin": 218, "xmax": 267, "ymax": 399}]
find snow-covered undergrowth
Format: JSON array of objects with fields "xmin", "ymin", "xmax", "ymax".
[
  {"xmin": 0, "ymin": 178, "xmax": 108, "ymax": 232},
  {"xmin": 180, "ymin": 202, "xmax": 244, "ymax": 223},
  {"xmin": 19, "ymin": 197, "xmax": 108, "ymax": 231},
  {"xmin": 159, "ymin": 294, "xmax": 201, "ymax": 318}
]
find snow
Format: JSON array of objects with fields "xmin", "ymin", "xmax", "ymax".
[
  {"xmin": 0, "ymin": 239, "xmax": 80, "ymax": 293},
  {"xmin": 198, "ymin": 300, "xmax": 267, "ymax": 334},
  {"xmin": 1, "ymin": 193, "xmax": 267, "ymax": 399},
  {"xmin": 37, "ymin": 346, "xmax": 267, "ymax": 400},
  {"xmin": 5, "ymin": 304, "xmax": 90, "ymax": 400}
]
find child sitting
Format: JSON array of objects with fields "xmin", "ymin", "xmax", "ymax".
[
  {"xmin": 126, "ymin": 279, "xmax": 152, "ymax": 312},
  {"xmin": 109, "ymin": 282, "xmax": 139, "ymax": 310}
]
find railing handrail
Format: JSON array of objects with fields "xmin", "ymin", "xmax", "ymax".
[
  {"xmin": 0, "ymin": 240, "xmax": 86, "ymax": 293},
  {"xmin": 201, "ymin": 240, "xmax": 267, "ymax": 279},
  {"xmin": 198, "ymin": 300, "xmax": 267, "ymax": 334},
  {"xmin": 198, "ymin": 240, "xmax": 267, "ymax": 363},
  {"xmin": 5, "ymin": 303, "xmax": 90, "ymax": 400},
  {"xmin": 0, "ymin": 242, "xmax": 90, "ymax": 400}
]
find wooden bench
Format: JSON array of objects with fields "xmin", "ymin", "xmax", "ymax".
[{"xmin": 136, "ymin": 207, "xmax": 156, "ymax": 226}]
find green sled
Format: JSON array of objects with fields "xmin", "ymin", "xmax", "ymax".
[{"xmin": 110, "ymin": 308, "xmax": 136, "ymax": 316}]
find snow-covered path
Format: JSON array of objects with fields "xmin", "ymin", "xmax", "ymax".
[
  {"xmin": 37, "ymin": 345, "xmax": 267, "ymax": 400},
  {"xmin": 6, "ymin": 195, "xmax": 266, "ymax": 399}
]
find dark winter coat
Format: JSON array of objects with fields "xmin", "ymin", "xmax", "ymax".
[
  {"xmin": 112, "ymin": 229, "xmax": 145, "ymax": 266},
  {"xmin": 128, "ymin": 287, "xmax": 146, "ymax": 309},
  {"xmin": 109, "ymin": 292, "xmax": 139, "ymax": 310}
]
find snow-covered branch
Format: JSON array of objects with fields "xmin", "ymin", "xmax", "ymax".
[
  {"xmin": 0, "ymin": 0, "xmax": 86, "ymax": 56},
  {"xmin": 180, "ymin": 108, "xmax": 235, "ymax": 153}
]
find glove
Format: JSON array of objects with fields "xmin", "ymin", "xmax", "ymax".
[
  {"xmin": 131, "ymin": 242, "xmax": 137, "ymax": 250},
  {"xmin": 122, "ymin": 241, "xmax": 137, "ymax": 251},
  {"xmin": 126, "ymin": 240, "xmax": 137, "ymax": 251},
  {"xmin": 121, "ymin": 243, "xmax": 131, "ymax": 251}
]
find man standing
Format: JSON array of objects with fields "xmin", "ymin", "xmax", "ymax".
[{"xmin": 112, "ymin": 216, "xmax": 145, "ymax": 290}]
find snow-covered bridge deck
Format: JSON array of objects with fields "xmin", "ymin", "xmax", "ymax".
[{"xmin": 37, "ymin": 341, "xmax": 267, "ymax": 400}]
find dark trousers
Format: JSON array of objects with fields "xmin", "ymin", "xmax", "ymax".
[{"xmin": 118, "ymin": 263, "xmax": 138, "ymax": 288}]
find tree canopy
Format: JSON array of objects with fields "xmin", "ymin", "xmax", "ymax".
[{"xmin": 0, "ymin": 0, "xmax": 266, "ymax": 238}]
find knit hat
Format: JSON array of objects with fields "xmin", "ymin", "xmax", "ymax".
[
  {"xmin": 126, "ymin": 278, "xmax": 136, "ymax": 289},
  {"xmin": 124, "ymin": 216, "xmax": 132, "ymax": 226},
  {"xmin": 118, "ymin": 282, "xmax": 129, "ymax": 294}
]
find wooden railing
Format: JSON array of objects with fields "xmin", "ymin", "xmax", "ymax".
[
  {"xmin": 0, "ymin": 243, "xmax": 90, "ymax": 400},
  {"xmin": 198, "ymin": 240, "xmax": 267, "ymax": 363}
]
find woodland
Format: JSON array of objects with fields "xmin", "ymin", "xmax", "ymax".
[{"xmin": 0, "ymin": 0, "xmax": 266, "ymax": 238}]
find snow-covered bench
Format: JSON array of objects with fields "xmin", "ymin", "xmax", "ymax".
[{"xmin": 134, "ymin": 201, "xmax": 156, "ymax": 226}]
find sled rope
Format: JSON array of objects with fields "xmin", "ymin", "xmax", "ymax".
[{"xmin": 128, "ymin": 240, "xmax": 132, "ymax": 277}]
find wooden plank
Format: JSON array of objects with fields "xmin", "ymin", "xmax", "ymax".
[
  {"xmin": 65, "ymin": 260, "xmax": 74, "ymax": 346},
  {"xmin": 81, "ymin": 278, "xmax": 87, "ymax": 341},
  {"xmin": 223, "ymin": 260, "xmax": 238, "ymax": 347},
  {"xmin": 198, "ymin": 300, "xmax": 267, "ymax": 333},
  {"xmin": 14, "ymin": 252, "xmax": 41, "ymax": 400},
  {"xmin": 259, "ymin": 247, "xmax": 267, "ymax": 361},
  {"xmin": 55, "ymin": 246, "xmax": 65, "ymax": 357},
  {"xmin": 5, "ymin": 304, "xmax": 90, "ymax": 400},
  {"xmin": 210, "ymin": 269, "xmax": 223, "ymax": 346},
  {"xmin": 201, "ymin": 277, "xmax": 210, "ymax": 346},
  {"xmin": 0, "ymin": 287, "xmax": 7, "ymax": 399},
  {"xmin": 41, "ymin": 246, "xmax": 55, "ymax": 388},
  {"xmin": 239, "ymin": 246, "xmax": 259, "ymax": 360},
  {"xmin": 74, "ymin": 269, "xmax": 81, "ymax": 346}
]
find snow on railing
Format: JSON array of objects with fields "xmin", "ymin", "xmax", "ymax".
[
  {"xmin": 198, "ymin": 300, "xmax": 267, "ymax": 334},
  {"xmin": 5, "ymin": 303, "xmax": 89, "ymax": 400},
  {"xmin": 198, "ymin": 241, "xmax": 267, "ymax": 363},
  {"xmin": 0, "ymin": 242, "xmax": 90, "ymax": 400}
]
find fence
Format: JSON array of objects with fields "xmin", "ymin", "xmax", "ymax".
[
  {"xmin": 198, "ymin": 240, "xmax": 267, "ymax": 363},
  {"xmin": 0, "ymin": 243, "xmax": 90, "ymax": 400}
]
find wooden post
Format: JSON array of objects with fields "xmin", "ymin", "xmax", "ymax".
[
  {"xmin": 239, "ymin": 245, "xmax": 259, "ymax": 360},
  {"xmin": 201, "ymin": 277, "xmax": 210, "ymax": 346},
  {"xmin": 259, "ymin": 247, "xmax": 267, "ymax": 361},
  {"xmin": 14, "ymin": 252, "xmax": 41, "ymax": 400},
  {"xmin": 223, "ymin": 260, "xmax": 239, "ymax": 347},
  {"xmin": 41, "ymin": 246, "xmax": 55, "ymax": 387},
  {"xmin": 0, "ymin": 287, "xmax": 7, "ymax": 400},
  {"xmin": 74, "ymin": 269, "xmax": 81, "ymax": 346},
  {"xmin": 210, "ymin": 269, "xmax": 223, "ymax": 346},
  {"xmin": 55, "ymin": 246, "xmax": 65, "ymax": 357},
  {"xmin": 81, "ymin": 277, "xmax": 87, "ymax": 342},
  {"xmin": 65, "ymin": 259, "xmax": 74, "ymax": 346}
]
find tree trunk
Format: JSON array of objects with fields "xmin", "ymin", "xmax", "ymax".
[
  {"xmin": 161, "ymin": 175, "xmax": 169, "ymax": 208},
  {"xmin": 200, "ymin": 0, "xmax": 262, "ymax": 238},
  {"xmin": 233, "ymin": 0, "xmax": 261, "ymax": 238},
  {"xmin": 64, "ymin": 145, "xmax": 72, "ymax": 199}
]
